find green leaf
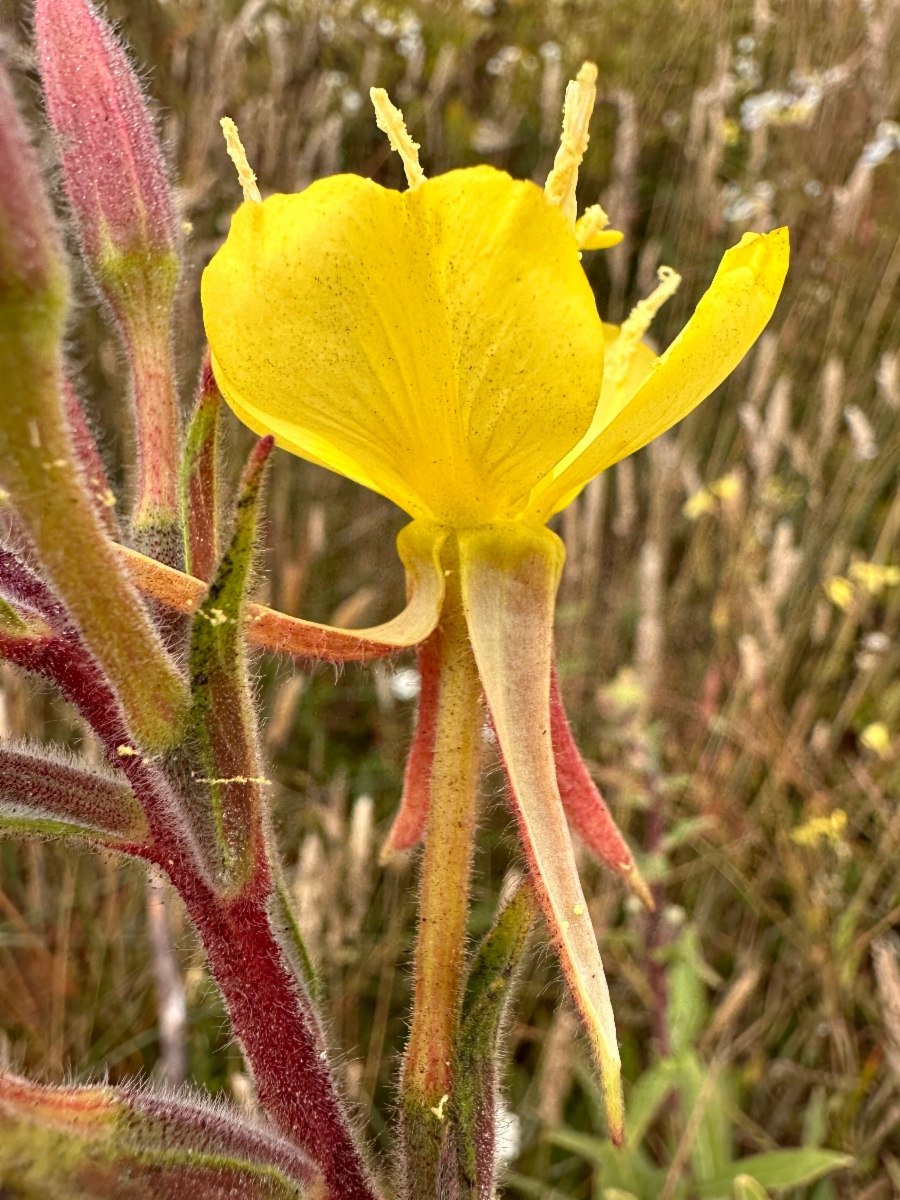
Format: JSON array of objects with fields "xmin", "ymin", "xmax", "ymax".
[
  {"xmin": 546, "ymin": 1128, "xmax": 668, "ymax": 1200},
  {"xmin": 453, "ymin": 880, "xmax": 538, "ymax": 1199},
  {"xmin": 697, "ymin": 1149, "xmax": 854, "ymax": 1196},
  {"xmin": 0, "ymin": 1073, "xmax": 324, "ymax": 1198},
  {"xmin": 185, "ymin": 435, "xmax": 273, "ymax": 894},
  {"xmin": 675, "ymin": 1051, "xmax": 732, "ymax": 1184},
  {"xmin": 0, "ymin": 743, "xmax": 149, "ymax": 846},
  {"xmin": 665, "ymin": 927, "xmax": 709, "ymax": 1056},
  {"xmin": 624, "ymin": 1056, "xmax": 679, "ymax": 1146},
  {"xmin": 502, "ymin": 1171, "xmax": 574, "ymax": 1200}
]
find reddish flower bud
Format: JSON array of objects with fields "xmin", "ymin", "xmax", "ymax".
[
  {"xmin": 0, "ymin": 57, "xmax": 189, "ymax": 754},
  {"xmin": 34, "ymin": 0, "xmax": 177, "ymax": 270},
  {"xmin": 35, "ymin": 0, "xmax": 182, "ymax": 541}
]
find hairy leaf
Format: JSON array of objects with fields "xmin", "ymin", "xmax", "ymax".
[
  {"xmin": 181, "ymin": 355, "xmax": 222, "ymax": 583},
  {"xmin": 453, "ymin": 881, "xmax": 538, "ymax": 1200},
  {"xmin": 0, "ymin": 1074, "xmax": 324, "ymax": 1198},
  {"xmin": 186, "ymin": 435, "xmax": 272, "ymax": 893},
  {"xmin": 0, "ymin": 743, "xmax": 148, "ymax": 846}
]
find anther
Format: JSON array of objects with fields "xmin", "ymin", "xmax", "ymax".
[
  {"xmin": 370, "ymin": 87, "xmax": 426, "ymax": 190},
  {"xmin": 220, "ymin": 117, "xmax": 261, "ymax": 204},
  {"xmin": 606, "ymin": 266, "xmax": 682, "ymax": 387},
  {"xmin": 544, "ymin": 61, "xmax": 598, "ymax": 226}
]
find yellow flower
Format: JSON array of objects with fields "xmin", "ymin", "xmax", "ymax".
[
  {"xmin": 203, "ymin": 181, "xmax": 786, "ymax": 531},
  {"xmin": 200, "ymin": 70, "xmax": 789, "ymax": 1142},
  {"xmin": 825, "ymin": 575, "xmax": 854, "ymax": 610},
  {"xmin": 683, "ymin": 488, "xmax": 717, "ymax": 520},
  {"xmin": 848, "ymin": 560, "xmax": 900, "ymax": 595},
  {"xmin": 861, "ymin": 721, "xmax": 892, "ymax": 758},
  {"xmin": 790, "ymin": 808, "xmax": 847, "ymax": 848}
]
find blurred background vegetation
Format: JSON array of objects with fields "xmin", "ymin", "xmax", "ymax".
[{"xmin": 1, "ymin": 0, "xmax": 900, "ymax": 1194}]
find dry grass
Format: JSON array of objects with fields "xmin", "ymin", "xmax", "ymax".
[{"xmin": 2, "ymin": 0, "xmax": 900, "ymax": 1192}]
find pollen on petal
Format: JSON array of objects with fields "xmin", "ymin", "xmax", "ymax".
[{"xmin": 370, "ymin": 87, "xmax": 426, "ymax": 190}]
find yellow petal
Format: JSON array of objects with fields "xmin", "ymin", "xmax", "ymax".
[
  {"xmin": 458, "ymin": 521, "xmax": 623, "ymax": 1144},
  {"xmin": 202, "ymin": 167, "xmax": 604, "ymax": 526},
  {"xmin": 539, "ymin": 323, "xmax": 658, "ymax": 514},
  {"xmin": 527, "ymin": 227, "xmax": 789, "ymax": 521}
]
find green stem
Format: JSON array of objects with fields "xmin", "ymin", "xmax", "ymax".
[{"xmin": 401, "ymin": 547, "xmax": 483, "ymax": 1194}]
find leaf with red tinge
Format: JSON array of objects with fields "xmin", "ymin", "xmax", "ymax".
[
  {"xmin": 0, "ymin": 742, "xmax": 148, "ymax": 847},
  {"xmin": 550, "ymin": 667, "xmax": 654, "ymax": 910},
  {"xmin": 186, "ymin": 436, "xmax": 273, "ymax": 894},
  {"xmin": 0, "ymin": 1073, "xmax": 325, "ymax": 1198},
  {"xmin": 181, "ymin": 353, "xmax": 222, "ymax": 583},
  {"xmin": 62, "ymin": 376, "xmax": 119, "ymax": 536},
  {"xmin": 459, "ymin": 522, "xmax": 624, "ymax": 1145},
  {"xmin": 381, "ymin": 629, "xmax": 441, "ymax": 862}
]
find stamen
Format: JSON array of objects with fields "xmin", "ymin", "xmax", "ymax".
[
  {"xmin": 575, "ymin": 203, "xmax": 625, "ymax": 251},
  {"xmin": 544, "ymin": 61, "xmax": 598, "ymax": 226},
  {"xmin": 606, "ymin": 266, "xmax": 682, "ymax": 387},
  {"xmin": 370, "ymin": 88, "xmax": 426, "ymax": 190},
  {"xmin": 220, "ymin": 116, "xmax": 261, "ymax": 204}
]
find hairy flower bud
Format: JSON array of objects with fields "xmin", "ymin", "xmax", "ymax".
[
  {"xmin": 35, "ymin": 0, "xmax": 183, "ymax": 546},
  {"xmin": 0, "ymin": 59, "xmax": 188, "ymax": 754}
]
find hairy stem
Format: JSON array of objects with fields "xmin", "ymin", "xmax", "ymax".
[
  {"xmin": 402, "ymin": 557, "xmax": 483, "ymax": 1193},
  {"xmin": 171, "ymin": 863, "xmax": 376, "ymax": 1200}
]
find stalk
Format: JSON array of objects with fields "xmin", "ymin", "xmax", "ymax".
[
  {"xmin": 401, "ymin": 550, "xmax": 483, "ymax": 1195},
  {"xmin": 172, "ymin": 862, "xmax": 377, "ymax": 1200}
]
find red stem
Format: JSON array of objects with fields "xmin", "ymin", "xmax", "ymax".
[
  {"xmin": 165, "ymin": 854, "xmax": 378, "ymax": 1200},
  {"xmin": 0, "ymin": 549, "xmax": 377, "ymax": 1200}
]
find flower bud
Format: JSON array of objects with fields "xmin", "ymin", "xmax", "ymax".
[
  {"xmin": 0, "ymin": 60, "xmax": 188, "ymax": 753},
  {"xmin": 35, "ymin": 0, "xmax": 182, "ymax": 543},
  {"xmin": 34, "ymin": 0, "xmax": 177, "ymax": 271}
]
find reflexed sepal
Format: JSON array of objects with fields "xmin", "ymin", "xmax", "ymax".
[
  {"xmin": 381, "ymin": 629, "xmax": 441, "ymax": 861},
  {"xmin": 117, "ymin": 519, "xmax": 448, "ymax": 664},
  {"xmin": 186, "ymin": 436, "xmax": 273, "ymax": 894},
  {"xmin": 0, "ymin": 1074, "xmax": 325, "ymax": 1198},
  {"xmin": 550, "ymin": 668, "xmax": 654, "ymax": 909},
  {"xmin": 452, "ymin": 880, "xmax": 537, "ymax": 1200},
  {"xmin": 0, "ymin": 743, "xmax": 149, "ymax": 846},
  {"xmin": 459, "ymin": 521, "xmax": 623, "ymax": 1144},
  {"xmin": 181, "ymin": 354, "xmax": 222, "ymax": 582}
]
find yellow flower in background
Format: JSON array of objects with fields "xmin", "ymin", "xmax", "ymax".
[
  {"xmin": 861, "ymin": 721, "xmax": 892, "ymax": 758},
  {"xmin": 791, "ymin": 808, "xmax": 847, "ymax": 848},
  {"xmin": 825, "ymin": 575, "xmax": 854, "ymax": 610},
  {"xmin": 849, "ymin": 560, "xmax": 900, "ymax": 595},
  {"xmin": 201, "ymin": 65, "xmax": 789, "ymax": 1142}
]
